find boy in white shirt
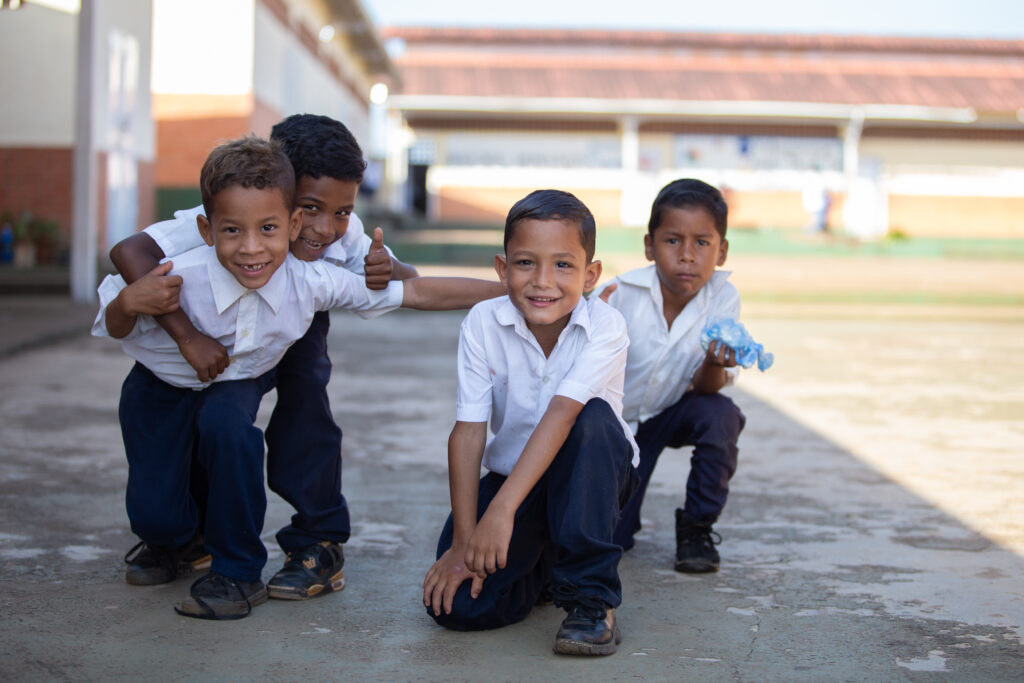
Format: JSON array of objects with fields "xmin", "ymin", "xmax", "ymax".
[
  {"xmin": 107, "ymin": 114, "xmax": 419, "ymax": 599},
  {"xmin": 599, "ymin": 179, "xmax": 746, "ymax": 573},
  {"xmin": 95, "ymin": 136, "xmax": 494, "ymax": 620},
  {"xmin": 422, "ymin": 190, "xmax": 639, "ymax": 656}
]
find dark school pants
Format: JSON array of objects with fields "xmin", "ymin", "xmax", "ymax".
[
  {"xmin": 264, "ymin": 310, "xmax": 351, "ymax": 554},
  {"xmin": 430, "ymin": 399, "xmax": 638, "ymax": 631},
  {"xmin": 612, "ymin": 392, "xmax": 745, "ymax": 549},
  {"xmin": 119, "ymin": 363, "xmax": 276, "ymax": 582}
]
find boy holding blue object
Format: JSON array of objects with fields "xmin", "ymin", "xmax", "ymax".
[{"xmin": 598, "ymin": 178, "xmax": 748, "ymax": 573}]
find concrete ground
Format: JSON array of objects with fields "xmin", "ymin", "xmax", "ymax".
[{"xmin": 0, "ymin": 291, "xmax": 1023, "ymax": 681}]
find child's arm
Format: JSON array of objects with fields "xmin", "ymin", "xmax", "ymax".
[
  {"xmin": 401, "ymin": 277, "xmax": 507, "ymax": 310},
  {"xmin": 104, "ymin": 261, "xmax": 182, "ymax": 338},
  {"xmin": 423, "ymin": 420, "xmax": 488, "ymax": 616},
  {"xmin": 464, "ymin": 396, "xmax": 583, "ymax": 577},
  {"xmin": 364, "ymin": 227, "xmax": 418, "ymax": 290},
  {"xmin": 109, "ymin": 232, "xmax": 229, "ymax": 382},
  {"xmin": 691, "ymin": 340, "xmax": 739, "ymax": 394}
]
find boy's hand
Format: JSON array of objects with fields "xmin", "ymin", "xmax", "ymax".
[
  {"xmin": 364, "ymin": 227, "xmax": 393, "ymax": 290},
  {"xmin": 120, "ymin": 261, "xmax": 182, "ymax": 316},
  {"xmin": 177, "ymin": 333, "xmax": 229, "ymax": 382},
  {"xmin": 423, "ymin": 546, "xmax": 485, "ymax": 616},
  {"xmin": 464, "ymin": 507, "xmax": 514, "ymax": 576},
  {"xmin": 706, "ymin": 340, "xmax": 738, "ymax": 368},
  {"xmin": 597, "ymin": 282, "xmax": 617, "ymax": 303}
]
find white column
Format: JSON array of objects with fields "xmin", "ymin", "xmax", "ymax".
[
  {"xmin": 619, "ymin": 115, "xmax": 647, "ymax": 226},
  {"xmin": 71, "ymin": 0, "xmax": 99, "ymax": 302}
]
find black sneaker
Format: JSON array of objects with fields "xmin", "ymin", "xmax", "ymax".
[
  {"xmin": 674, "ymin": 508, "xmax": 722, "ymax": 573},
  {"xmin": 124, "ymin": 537, "xmax": 212, "ymax": 586},
  {"xmin": 552, "ymin": 589, "xmax": 621, "ymax": 656},
  {"xmin": 174, "ymin": 571, "xmax": 268, "ymax": 620},
  {"xmin": 267, "ymin": 541, "xmax": 345, "ymax": 600}
]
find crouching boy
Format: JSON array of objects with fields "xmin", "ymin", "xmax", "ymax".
[
  {"xmin": 94, "ymin": 136, "xmax": 494, "ymax": 620},
  {"xmin": 422, "ymin": 190, "xmax": 639, "ymax": 656}
]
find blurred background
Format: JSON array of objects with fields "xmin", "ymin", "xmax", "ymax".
[{"xmin": 1, "ymin": 0, "xmax": 1022, "ymax": 303}]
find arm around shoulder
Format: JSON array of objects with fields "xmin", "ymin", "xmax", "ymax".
[{"xmin": 401, "ymin": 277, "xmax": 506, "ymax": 311}]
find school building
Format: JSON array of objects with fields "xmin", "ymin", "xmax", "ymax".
[
  {"xmin": 381, "ymin": 28, "xmax": 1024, "ymax": 239},
  {"xmin": 0, "ymin": 0, "xmax": 395, "ymax": 298}
]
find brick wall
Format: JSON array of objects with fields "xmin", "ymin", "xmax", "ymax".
[{"xmin": 0, "ymin": 147, "xmax": 73, "ymax": 236}]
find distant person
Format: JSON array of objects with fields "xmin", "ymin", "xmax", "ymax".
[
  {"xmin": 802, "ymin": 177, "xmax": 831, "ymax": 233},
  {"xmin": 423, "ymin": 190, "xmax": 639, "ymax": 656},
  {"xmin": 598, "ymin": 178, "xmax": 746, "ymax": 573},
  {"xmin": 94, "ymin": 136, "xmax": 501, "ymax": 619},
  {"xmin": 108, "ymin": 114, "xmax": 417, "ymax": 601}
]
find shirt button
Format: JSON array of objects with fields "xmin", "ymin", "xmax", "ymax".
[
  {"xmin": 650, "ymin": 377, "xmax": 658, "ymax": 385},
  {"xmin": 241, "ymin": 330, "xmax": 250, "ymax": 338},
  {"xmin": 542, "ymin": 376, "xmax": 550, "ymax": 384}
]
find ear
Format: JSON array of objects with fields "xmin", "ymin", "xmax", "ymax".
[
  {"xmin": 584, "ymin": 259, "xmax": 603, "ymax": 291},
  {"xmin": 494, "ymin": 254, "xmax": 508, "ymax": 287},
  {"xmin": 197, "ymin": 214, "xmax": 214, "ymax": 247},
  {"xmin": 288, "ymin": 207, "xmax": 302, "ymax": 242},
  {"xmin": 644, "ymin": 232, "xmax": 654, "ymax": 262},
  {"xmin": 717, "ymin": 239, "xmax": 729, "ymax": 267}
]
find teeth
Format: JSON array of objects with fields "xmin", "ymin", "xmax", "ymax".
[
  {"xmin": 240, "ymin": 264, "xmax": 265, "ymax": 272},
  {"xmin": 302, "ymin": 238, "xmax": 324, "ymax": 249}
]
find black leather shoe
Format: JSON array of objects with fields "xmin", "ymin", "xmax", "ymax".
[
  {"xmin": 674, "ymin": 508, "xmax": 721, "ymax": 573},
  {"xmin": 267, "ymin": 541, "xmax": 345, "ymax": 600},
  {"xmin": 553, "ymin": 595, "xmax": 621, "ymax": 656},
  {"xmin": 175, "ymin": 572, "xmax": 267, "ymax": 620}
]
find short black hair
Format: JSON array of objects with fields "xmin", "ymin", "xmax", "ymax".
[
  {"xmin": 648, "ymin": 178, "xmax": 728, "ymax": 239},
  {"xmin": 504, "ymin": 189, "xmax": 596, "ymax": 261},
  {"xmin": 270, "ymin": 114, "xmax": 367, "ymax": 183},
  {"xmin": 199, "ymin": 136, "xmax": 294, "ymax": 219}
]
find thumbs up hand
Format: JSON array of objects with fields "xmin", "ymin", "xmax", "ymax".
[{"xmin": 364, "ymin": 226, "xmax": 393, "ymax": 290}]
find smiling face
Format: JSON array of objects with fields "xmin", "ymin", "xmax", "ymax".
[
  {"xmin": 289, "ymin": 175, "xmax": 359, "ymax": 262},
  {"xmin": 198, "ymin": 185, "xmax": 301, "ymax": 289},
  {"xmin": 495, "ymin": 218, "xmax": 602, "ymax": 348},
  {"xmin": 645, "ymin": 205, "xmax": 728, "ymax": 310}
]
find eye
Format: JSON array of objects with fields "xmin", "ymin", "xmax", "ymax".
[
  {"xmin": 336, "ymin": 209, "xmax": 351, "ymax": 218},
  {"xmin": 302, "ymin": 205, "xmax": 319, "ymax": 215},
  {"xmin": 556, "ymin": 261, "xmax": 574, "ymax": 269},
  {"xmin": 665, "ymin": 237, "xmax": 679, "ymax": 245},
  {"xmin": 223, "ymin": 226, "xmax": 240, "ymax": 234},
  {"xmin": 261, "ymin": 224, "xmax": 277, "ymax": 233},
  {"xmin": 514, "ymin": 258, "xmax": 533, "ymax": 267},
  {"xmin": 697, "ymin": 239, "xmax": 709, "ymax": 247}
]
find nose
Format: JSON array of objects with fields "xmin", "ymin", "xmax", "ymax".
[
  {"xmin": 307, "ymin": 211, "xmax": 332, "ymax": 240},
  {"xmin": 240, "ymin": 230, "xmax": 263, "ymax": 255},
  {"xmin": 680, "ymin": 240, "xmax": 695, "ymax": 262},
  {"xmin": 535, "ymin": 262, "xmax": 555, "ymax": 287}
]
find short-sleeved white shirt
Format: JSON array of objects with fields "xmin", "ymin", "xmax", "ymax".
[
  {"xmin": 144, "ymin": 206, "xmax": 390, "ymax": 273},
  {"xmin": 92, "ymin": 246, "xmax": 403, "ymax": 389},
  {"xmin": 597, "ymin": 265, "xmax": 741, "ymax": 433},
  {"xmin": 456, "ymin": 295, "xmax": 639, "ymax": 476}
]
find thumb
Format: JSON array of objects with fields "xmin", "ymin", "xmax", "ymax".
[
  {"xmin": 371, "ymin": 226, "xmax": 385, "ymax": 251},
  {"xmin": 151, "ymin": 260, "xmax": 174, "ymax": 276}
]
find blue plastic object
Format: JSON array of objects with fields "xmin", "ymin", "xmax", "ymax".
[{"xmin": 700, "ymin": 318, "xmax": 774, "ymax": 371}]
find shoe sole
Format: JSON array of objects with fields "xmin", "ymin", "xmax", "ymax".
[
  {"xmin": 125, "ymin": 553, "xmax": 213, "ymax": 586},
  {"xmin": 267, "ymin": 569, "xmax": 345, "ymax": 601},
  {"xmin": 174, "ymin": 587, "xmax": 268, "ymax": 621},
  {"xmin": 553, "ymin": 625, "xmax": 622, "ymax": 656},
  {"xmin": 673, "ymin": 559, "xmax": 719, "ymax": 573}
]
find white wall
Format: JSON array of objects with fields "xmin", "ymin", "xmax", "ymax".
[
  {"xmin": 0, "ymin": 3, "xmax": 78, "ymax": 146},
  {"xmin": 252, "ymin": 2, "xmax": 368, "ymax": 144}
]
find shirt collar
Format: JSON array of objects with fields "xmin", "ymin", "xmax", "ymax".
[{"xmin": 204, "ymin": 247, "xmax": 289, "ymax": 314}]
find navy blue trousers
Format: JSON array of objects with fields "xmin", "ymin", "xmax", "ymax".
[
  {"xmin": 613, "ymin": 392, "xmax": 745, "ymax": 549},
  {"xmin": 264, "ymin": 310, "xmax": 351, "ymax": 553},
  {"xmin": 119, "ymin": 363, "xmax": 276, "ymax": 581},
  {"xmin": 431, "ymin": 399, "xmax": 638, "ymax": 631}
]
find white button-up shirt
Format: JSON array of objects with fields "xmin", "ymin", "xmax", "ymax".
[
  {"xmin": 145, "ymin": 206, "xmax": 391, "ymax": 273},
  {"xmin": 456, "ymin": 295, "xmax": 639, "ymax": 476},
  {"xmin": 92, "ymin": 246, "xmax": 403, "ymax": 389},
  {"xmin": 597, "ymin": 265, "xmax": 741, "ymax": 433}
]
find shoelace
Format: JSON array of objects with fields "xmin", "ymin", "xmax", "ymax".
[
  {"xmin": 680, "ymin": 526, "xmax": 722, "ymax": 550},
  {"xmin": 550, "ymin": 583, "xmax": 607, "ymax": 620}
]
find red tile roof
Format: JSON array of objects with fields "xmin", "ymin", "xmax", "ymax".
[{"xmin": 384, "ymin": 27, "xmax": 1024, "ymax": 113}]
